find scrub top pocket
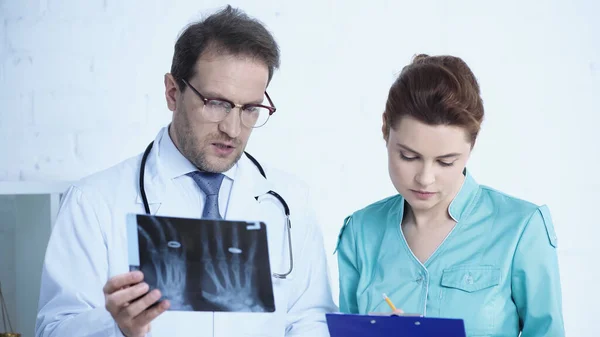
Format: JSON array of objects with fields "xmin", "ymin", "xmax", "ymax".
[{"xmin": 439, "ymin": 265, "xmax": 501, "ymax": 335}]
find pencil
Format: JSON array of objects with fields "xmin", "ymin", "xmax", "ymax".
[{"xmin": 382, "ymin": 293, "xmax": 397, "ymax": 311}]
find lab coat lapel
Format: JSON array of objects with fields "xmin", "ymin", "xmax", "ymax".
[
  {"xmin": 137, "ymin": 166, "xmax": 196, "ymax": 218},
  {"xmin": 135, "ymin": 135, "xmax": 165, "ymax": 215},
  {"xmin": 225, "ymin": 154, "xmax": 271, "ymax": 222},
  {"xmin": 134, "ymin": 131, "xmax": 192, "ymax": 218}
]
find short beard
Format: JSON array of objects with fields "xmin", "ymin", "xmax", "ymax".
[{"xmin": 171, "ymin": 109, "xmax": 243, "ymax": 173}]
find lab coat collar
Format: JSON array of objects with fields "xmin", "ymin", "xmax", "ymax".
[
  {"xmin": 136, "ymin": 126, "xmax": 271, "ymax": 215},
  {"xmin": 448, "ymin": 168, "xmax": 480, "ymax": 222},
  {"xmin": 158, "ymin": 125, "xmax": 237, "ymax": 181},
  {"xmin": 134, "ymin": 128, "xmax": 166, "ymax": 209},
  {"xmin": 223, "ymin": 152, "xmax": 272, "ymax": 222}
]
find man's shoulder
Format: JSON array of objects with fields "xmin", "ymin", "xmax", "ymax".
[
  {"xmin": 240, "ymin": 153, "xmax": 309, "ymax": 191},
  {"xmin": 71, "ymin": 153, "xmax": 142, "ymax": 196},
  {"xmin": 263, "ymin": 165, "xmax": 308, "ymax": 190},
  {"xmin": 246, "ymin": 158, "xmax": 312, "ymax": 208}
]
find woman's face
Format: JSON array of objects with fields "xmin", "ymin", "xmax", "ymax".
[{"xmin": 385, "ymin": 115, "xmax": 473, "ymax": 213}]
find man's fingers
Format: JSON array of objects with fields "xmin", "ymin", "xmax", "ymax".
[
  {"xmin": 121, "ymin": 289, "xmax": 163, "ymax": 319},
  {"xmin": 103, "ymin": 271, "xmax": 144, "ymax": 294},
  {"xmin": 133, "ymin": 299, "xmax": 171, "ymax": 327},
  {"xmin": 106, "ymin": 282, "xmax": 150, "ymax": 311}
]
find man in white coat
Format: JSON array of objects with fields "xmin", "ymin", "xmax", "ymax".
[{"xmin": 35, "ymin": 5, "xmax": 337, "ymax": 337}]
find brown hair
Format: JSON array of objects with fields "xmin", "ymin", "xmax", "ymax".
[
  {"xmin": 171, "ymin": 5, "xmax": 280, "ymax": 91},
  {"xmin": 382, "ymin": 54, "xmax": 484, "ymax": 145}
]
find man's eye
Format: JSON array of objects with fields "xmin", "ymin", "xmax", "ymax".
[{"xmin": 207, "ymin": 100, "xmax": 230, "ymax": 109}]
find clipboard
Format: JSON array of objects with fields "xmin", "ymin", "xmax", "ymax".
[
  {"xmin": 126, "ymin": 213, "xmax": 275, "ymax": 312},
  {"xmin": 326, "ymin": 313, "xmax": 466, "ymax": 337}
]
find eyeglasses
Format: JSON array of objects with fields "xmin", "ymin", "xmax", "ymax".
[{"xmin": 181, "ymin": 79, "xmax": 277, "ymax": 128}]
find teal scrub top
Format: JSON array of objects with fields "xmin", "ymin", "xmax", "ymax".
[{"xmin": 336, "ymin": 170, "xmax": 565, "ymax": 337}]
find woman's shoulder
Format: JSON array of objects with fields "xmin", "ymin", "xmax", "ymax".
[
  {"xmin": 341, "ymin": 194, "xmax": 404, "ymax": 234},
  {"xmin": 349, "ymin": 194, "xmax": 404, "ymax": 221},
  {"xmin": 335, "ymin": 194, "xmax": 404, "ymax": 253},
  {"xmin": 478, "ymin": 184, "xmax": 542, "ymax": 215},
  {"xmin": 476, "ymin": 184, "xmax": 557, "ymax": 247}
]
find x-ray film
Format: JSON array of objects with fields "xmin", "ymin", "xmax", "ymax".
[{"xmin": 126, "ymin": 213, "xmax": 275, "ymax": 312}]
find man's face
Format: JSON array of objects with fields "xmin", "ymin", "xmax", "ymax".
[{"xmin": 165, "ymin": 53, "xmax": 270, "ymax": 172}]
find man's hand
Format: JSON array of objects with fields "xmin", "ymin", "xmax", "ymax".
[{"xmin": 104, "ymin": 271, "xmax": 170, "ymax": 337}]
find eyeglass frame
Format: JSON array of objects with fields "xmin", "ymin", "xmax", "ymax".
[{"xmin": 180, "ymin": 78, "xmax": 277, "ymax": 128}]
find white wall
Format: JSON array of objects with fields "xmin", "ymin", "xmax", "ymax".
[
  {"xmin": 1, "ymin": 0, "xmax": 598, "ymax": 335},
  {"xmin": 0, "ymin": 196, "xmax": 17, "ymax": 332}
]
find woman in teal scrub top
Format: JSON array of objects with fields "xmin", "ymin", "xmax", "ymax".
[{"xmin": 336, "ymin": 54, "xmax": 565, "ymax": 337}]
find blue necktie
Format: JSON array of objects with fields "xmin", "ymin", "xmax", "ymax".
[{"xmin": 189, "ymin": 171, "xmax": 225, "ymax": 219}]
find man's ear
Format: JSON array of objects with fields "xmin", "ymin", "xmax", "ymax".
[{"xmin": 164, "ymin": 73, "xmax": 180, "ymax": 112}]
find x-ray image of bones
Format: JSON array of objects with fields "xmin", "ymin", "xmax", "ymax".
[
  {"xmin": 136, "ymin": 216, "xmax": 193, "ymax": 311},
  {"xmin": 198, "ymin": 221, "xmax": 272, "ymax": 312},
  {"xmin": 133, "ymin": 215, "xmax": 275, "ymax": 312}
]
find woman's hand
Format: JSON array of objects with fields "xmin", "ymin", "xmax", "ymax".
[
  {"xmin": 391, "ymin": 309, "xmax": 405, "ymax": 315},
  {"xmin": 368, "ymin": 308, "xmax": 423, "ymax": 317}
]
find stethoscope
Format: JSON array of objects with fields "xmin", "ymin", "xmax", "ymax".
[{"xmin": 138, "ymin": 141, "xmax": 293, "ymax": 279}]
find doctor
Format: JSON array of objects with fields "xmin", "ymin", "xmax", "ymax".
[{"xmin": 36, "ymin": 5, "xmax": 336, "ymax": 337}]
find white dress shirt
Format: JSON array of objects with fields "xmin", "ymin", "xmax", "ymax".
[{"xmin": 158, "ymin": 128, "xmax": 236, "ymax": 218}]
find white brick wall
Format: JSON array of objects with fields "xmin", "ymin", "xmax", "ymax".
[
  {"xmin": 0, "ymin": 0, "xmax": 176, "ymax": 181},
  {"xmin": 0, "ymin": 0, "xmax": 599, "ymax": 336}
]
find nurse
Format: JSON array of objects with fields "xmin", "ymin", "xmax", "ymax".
[{"xmin": 336, "ymin": 54, "xmax": 565, "ymax": 337}]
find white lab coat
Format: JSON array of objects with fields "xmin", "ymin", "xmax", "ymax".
[{"xmin": 35, "ymin": 127, "xmax": 337, "ymax": 337}]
